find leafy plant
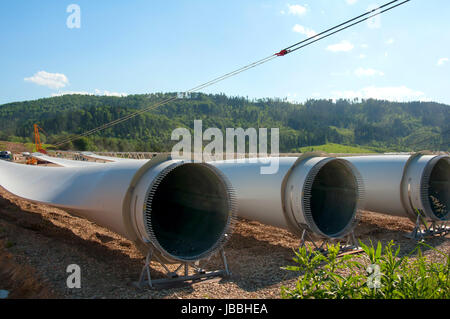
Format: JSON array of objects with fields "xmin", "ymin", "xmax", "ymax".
[{"xmin": 281, "ymin": 240, "xmax": 449, "ymax": 299}]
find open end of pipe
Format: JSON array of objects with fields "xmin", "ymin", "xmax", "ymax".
[
  {"xmin": 427, "ymin": 157, "xmax": 449, "ymax": 220},
  {"xmin": 307, "ymin": 160, "xmax": 358, "ymax": 238},
  {"xmin": 145, "ymin": 163, "xmax": 234, "ymax": 262}
]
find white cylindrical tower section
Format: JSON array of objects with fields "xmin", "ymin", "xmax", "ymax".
[
  {"xmin": 342, "ymin": 153, "xmax": 449, "ymax": 222},
  {"xmin": 0, "ymin": 156, "xmax": 237, "ymax": 263},
  {"xmin": 211, "ymin": 155, "xmax": 364, "ymax": 239}
]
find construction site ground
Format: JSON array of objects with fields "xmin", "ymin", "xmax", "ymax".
[{"xmin": 0, "ymin": 185, "xmax": 448, "ymax": 299}]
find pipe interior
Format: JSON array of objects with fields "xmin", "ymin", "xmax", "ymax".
[
  {"xmin": 309, "ymin": 160, "xmax": 358, "ymax": 237},
  {"xmin": 428, "ymin": 157, "xmax": 450, "ymax": 220},
  {"xmin": 149, "ymin": 164, "xmax": 230, "ymax": 260}
]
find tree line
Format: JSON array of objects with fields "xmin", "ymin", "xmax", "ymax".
[{"xmin": 0, "ymin": 93, "xmax": 448, "ymax": 152}]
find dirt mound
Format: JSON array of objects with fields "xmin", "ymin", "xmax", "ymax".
[
  {"xmin": 0, "ymin": 244, "xmax": 55, "ymax": 298},
  {"xmin": 0, "ymin": 141, "xmax": 31, "ymax": 153}
]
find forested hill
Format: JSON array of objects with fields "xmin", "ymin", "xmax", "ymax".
[{"xmin": 0, "ymin": 93, "xmax": 448, "ymax": 152}]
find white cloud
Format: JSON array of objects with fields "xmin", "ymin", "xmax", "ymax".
[
  {"xmin": 354, "ymin": 67, "xmax": 384, "ymax": 77},
  {"xmin": 326, "ymin": 40, "xmax": 354, "ymax": 52},
  {"xmin": 386, "ymin": 38, "xmax": 395, "ymax": 45},
  {"xmin": 361, "ymin": 44, "xmax": 369, "ymax": 49},
  {"xmin": 292, "ymin": 24, "xmax": 317, "ymax": 37},
  {"xmin": 359, "ymin": 54, "xmax": 367, "ymax": 59},
  {"xmin": 287, "ymin": 4, "xmax": 307, "ymax": 16},
  {"xmin": 437, "ymin": 57, "xmax": 449, "ymax": 66},
  {"xmin": 332, "ymin": 86, "xmax": 426, "ymax": 102},
  {"xmin": 346, "ymin": 0, "xmax": 358, "ymax": 5},
  {"xmin": 52, "ymin": 89, "xmax": 128, "ymax": 97},
  {"xmin": 24, "ymin": 71, "xmax": 69, "ymax": 89},
  {"xmin": 51, "ymin": 91, "xmax": 91, "ymax": 97},
  {"xmin": 94, "ymin": 89, "xmax": 128, "ymax": 97}
]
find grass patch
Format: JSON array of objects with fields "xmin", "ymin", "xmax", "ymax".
[
  {"xmin": 281, "ymin": 240, "xmax": 449, "ymax": 299},
  {"xmin": 24, "ymin": 143, "xmax": 54, "ymax": 152},
  {"xmin": 297, "ymin": 143, "xmax": 379, "ymax": 154}
]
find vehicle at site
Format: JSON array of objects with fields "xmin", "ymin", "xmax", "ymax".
[{"xmin": 0, "ymin": 151, "xmax": 12, "ymax": 161}]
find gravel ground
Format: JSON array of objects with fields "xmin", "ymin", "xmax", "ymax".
[{"xmin": 0, "ymin": 187, "xmax": 448, "ymax": 299}]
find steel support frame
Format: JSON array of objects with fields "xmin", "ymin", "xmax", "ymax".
[
  {"xmin": 298, "ymin": 229, "xmax": 362, "ymax": 256},
  {"xmin": 406, "ymin": 215, "xmax": 449, "ymax": 240},
  {"xmin": 135, "ymin": 248, "xmax": 230, "ymax": 289}
]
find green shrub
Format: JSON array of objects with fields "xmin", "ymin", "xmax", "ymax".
[{"xmin": 281, "ymin": 240, "xmax": 449, "ymax": 299}]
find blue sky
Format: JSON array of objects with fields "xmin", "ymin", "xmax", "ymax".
[{"xmin": 1, "ymin": 0, "xmax": 449, "ymax": 105}]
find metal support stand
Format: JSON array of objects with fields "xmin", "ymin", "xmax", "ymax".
[
  {"xmin": 405, "ymin": 215, "xmax": 449, "ymax": 240},
  {"xmin": 299, "ymin": 229, "xmax": 362, "ymax": 256},
  {"xmin": 134, "ymin": 248, "xmax": 231, "ymax": 289}
]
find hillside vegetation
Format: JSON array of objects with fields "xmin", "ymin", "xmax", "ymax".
[
  {"xmin": 297, "ymin": 143, "xmax": 377, "ymax": 154},
  {"xmin": 0, "ymin": 93, "xmax": 448, "ymax": 152}
]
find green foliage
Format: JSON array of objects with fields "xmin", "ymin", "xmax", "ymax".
[
  {"xmin": 297, "ymin": 143, "xmax": 377, "ymax": 154},
  {"xmin": 0, "ymin": 94, "xmax": 448, "ymax": 152},
  {"xmin": 281, "ymin": 240, "xmax": 450, "ymax": 299},
  {"xmin": 24, "ymin": 142, "xmax": 54, "ymax": 153},
  {"xmin": 72, "ymin": 137, "xmax": 95, "ymax": 151}
]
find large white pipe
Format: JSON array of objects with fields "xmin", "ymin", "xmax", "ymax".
[
  {"xmin": 81, "ymin": 152, "xmax": 134, "ymax": 163},
  {"xmin": 30, "ymin": 152, "xmax": 103, "ymax": 167},
  {"xmin": 0, "ymin": 155, "xmax": 236, "ymax": 263},
  {"xmin": 65, "ymin": 153, "xmax": 365, "ymax": 238},
  {"xmin": 210, "ymin": 154, "xmax": 365, "ymax": 239},
  {"xmin": 342, "ymin": 153, "xmax": 450, "ymax": 222}
]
